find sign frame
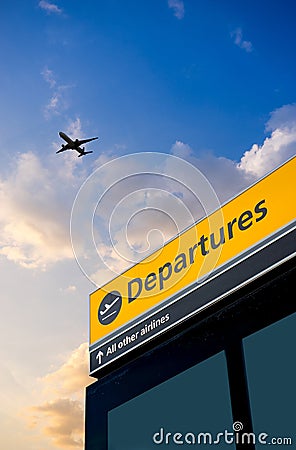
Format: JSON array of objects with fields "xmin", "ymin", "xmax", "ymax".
[{"xmin": 89, "ymin": 156, "xmax": 296, "ymax": 375}]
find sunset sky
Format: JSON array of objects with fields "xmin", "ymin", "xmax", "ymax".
[{"xmin": 1, "ymin": 1, "xmax": 296, "ymax": 449}]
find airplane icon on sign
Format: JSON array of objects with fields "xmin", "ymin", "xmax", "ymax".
[
  {"xmin": 99, "ymin": 296, "xmax": 120, "ymax": 321},
  {"xmin": 98, "ymin": 291, "xmax": 122, "ymax": 325}
]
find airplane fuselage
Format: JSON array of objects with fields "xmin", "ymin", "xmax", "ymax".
[
  {"xmin": 62, "ymin": 142, "xmax": 83, "ymax": 151},
  {"xmin": 57, "ymin": 131, "xmax": 98, "ymax": 157}
]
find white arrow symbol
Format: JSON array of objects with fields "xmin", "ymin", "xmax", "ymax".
[{"xmin": 96, "ymin": 350, "xmax": 104, "ymax": 365}]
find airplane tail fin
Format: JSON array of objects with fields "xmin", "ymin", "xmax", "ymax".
[{"xmin": 78, "ymin": 151, "xmax": 93, "ymax": 157}]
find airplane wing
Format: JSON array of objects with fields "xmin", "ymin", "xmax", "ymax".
[
  {"xmin": 59, "ymin": 132, "xmax": 74, "ymax": 145},
  {"xmin": 77, "ymin": 137, "xmax": 98, "ymax": 145},
  {"xmin": 56, "ymin": 147, "xmax": 68, "ymax": 154}
]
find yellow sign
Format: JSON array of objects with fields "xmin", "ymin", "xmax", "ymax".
[{"xmin": 90, "ymin": 157, "xmax": 296, "ymax": 345}]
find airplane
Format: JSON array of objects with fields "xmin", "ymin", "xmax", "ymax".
[
  {"xmin": 56, "ymin": 131, "xmax": 98, "ymax": 157},
  {"xmin": 99, "ymin": 297, "xmax": 120, "ymax": 318}
]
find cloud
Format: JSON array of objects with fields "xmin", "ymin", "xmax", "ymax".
[
  {"xmin": 168, "ymin": 0, "xmax": 185, "ymax": 19},
  {"xmin": 171, "ymin": 147, "xmax": 251, "ymax": 204},
  {"xmin": 29, "ymin": 343, "xmax": 93, "ymax": 449},
  {"xmin": 0, "ymin": 119, "xmax": 88, "ymax": 269},
  {"xmin": 2, "ymin": 104, "xmax": 295, "ymax": 281},
  {"xmin": 97, "ymin": 104, "xmax": 295, "ymax": 284},
  {"xmin": 39, "ymin": 0, "xmax": 62, "ymax": 15},
  {"xmin": 41, "ymin": 67, "xmax": 74, "ymax": 119},
  {"xmin": 72, "ymin": 151, "xmax": 214, "ymax": 286},
  {"xmin": 41, "ymin": 343, "xmax": 92, "ymax": 398},
  {"xmin": 0, "ymin": 364, "xmax": 30, "ymax": 413},
  {"xmin": 172, "ymin": 106, "xmax": 296, "ymax": 198},
  {"xmin": 266, "ymin": 102, "xmax": 296, "ymax": 131},
  {"xmin": 231, "ymin": 28, "xmax": 253, "ymax": 52},
  {"xmin": 170, "ymin": 140, "xmax": 194, "ymax": 158},
  {"xmin": 238, "ymin": 104, "xmax": 296, "ymax": 177},
  {"xmin": 66, "ymin": 117, "xmax": 83, "ymax": 138},
  {"xmin": 0, "ymin": 363, "xmax": 56, "ymax": 450},
  {"xmin": 32, "ymin": 398, "xmax": 84, "ymax": 448},
  {"xmin": 41, "ymin": 67, "xmax": 57, "ymax": 89},
  {"xmin": 0, "ymin": 152, "xmax": 72, "ymax": 268},
  {"xmin": 60, "ymin": 285, "xmax": 77, "ymax": 294},
  {"xmin": 173, "ymin": 105, "xmax": 296, "ymax": 197}
]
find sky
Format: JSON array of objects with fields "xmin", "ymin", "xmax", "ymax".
[{"xmin": 0, "ymin": 1, "xmax": 296, "ymax": 449}]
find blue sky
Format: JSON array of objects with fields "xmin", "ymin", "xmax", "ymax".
[
  {"xmin": 2, "ymin": 0, "xmax": 296, "ymax": 159},
  {"xmin": 0, "ymin": 1, "xmax": 296, "ymax": 449}
]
